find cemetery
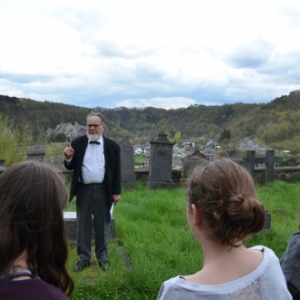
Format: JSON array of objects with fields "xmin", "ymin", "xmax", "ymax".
[
  {"xmin": 1, "ymin": 131, "xmax": 300, "ymax": 240},
  {"xmin": 0, "ymin": 132, "xmax": 300, "ymax": 298}
]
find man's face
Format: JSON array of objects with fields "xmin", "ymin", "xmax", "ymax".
[{"xmin": 87, "ymin": 115, "xmax": 104, "ymax": 140}]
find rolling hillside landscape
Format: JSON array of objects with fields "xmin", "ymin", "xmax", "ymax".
[{"xmin": 1, "ymin": 90, "xmax": 300, "ymax": 163}]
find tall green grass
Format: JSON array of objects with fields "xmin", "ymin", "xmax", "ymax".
[{"xmin": 67, "ymin": 180, "xmax": 300, "ymax": 299}]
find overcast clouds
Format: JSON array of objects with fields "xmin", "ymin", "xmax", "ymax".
[{"xmin": 0, "ymin": 0, "xmax": 300, "ymax": 109}]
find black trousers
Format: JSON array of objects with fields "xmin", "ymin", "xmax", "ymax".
[{"xmin": 76, "ymin": 183, "xmax": 111, "ymax": 262}]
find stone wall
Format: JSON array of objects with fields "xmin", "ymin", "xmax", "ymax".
[
  {"xmin": 60, "ymin": 166, "xmax": 300, "ymax": 188},
  {"xmin": 3, "ymin": 166, "xmax": 300, "ymax": 184},
  {"xmin": 130, "ymin": 166, "xmax": 300, "ymax": 186}
]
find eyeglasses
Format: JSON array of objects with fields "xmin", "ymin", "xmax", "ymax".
[{"xmin": 87, "ymin": 124, "xmax": 102, "ymax": 128}]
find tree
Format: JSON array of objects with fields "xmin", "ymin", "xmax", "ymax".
[
  {"xmin": 45, "ymin": 142, "xmax": 65, "ymax": 163},
  {"xmin": 219, "ymin": 129, "xmax": 231, "ymax": 143},
  {"xmin": 0, "ymin": 113, "xmax": 30, "ymax": 166},
  {"xmin": 174, "ymin": 131, "xmax": 182, "ymax": 143}
]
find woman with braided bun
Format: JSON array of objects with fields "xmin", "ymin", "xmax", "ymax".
[{"xmin": 157, "ymin": 158, "xmax": 291, "ymax": 300}]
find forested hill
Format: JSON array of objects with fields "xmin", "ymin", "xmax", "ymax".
[
  {"xmin": 1, "ymin": 90, "xmax": 300, "ymax": 153},
  {"xmin": 0, "ymin": 95, "xmax": 129, "ymax": 141}
]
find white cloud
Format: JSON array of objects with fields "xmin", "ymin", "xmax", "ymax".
[
  {"xmin": 0, "ymin": 0, "xmax": 300, "ymax": 108},
  {"xmin": 117, "ymin": 97, "xmax": 196, "ymax": 109}
]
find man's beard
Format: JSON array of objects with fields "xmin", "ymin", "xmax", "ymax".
[{"xmin": 87, "ymin": 133, "xmax": 100, "ymax": 141}]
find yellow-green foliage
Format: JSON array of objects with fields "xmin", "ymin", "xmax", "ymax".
[
  {"xmin": 45, "ymin": 142, "xmax": 65, "ymax": 162},
  {"xmin": 0, "ymin": 113, "xmax": 30, "ymax": 166}
]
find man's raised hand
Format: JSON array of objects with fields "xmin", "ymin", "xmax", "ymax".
[{"xmin": 63, "ymin": 142, "xmax": 74, "ymax": 160}]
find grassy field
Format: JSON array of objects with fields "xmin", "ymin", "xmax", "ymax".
[{"xmin": 65, "ymin": 180, "xmax": 300, "ymax": 299}]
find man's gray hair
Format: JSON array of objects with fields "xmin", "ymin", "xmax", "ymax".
[{"xmin": 87, "ymin": 112, "xmax": 104, "ymax": 123}]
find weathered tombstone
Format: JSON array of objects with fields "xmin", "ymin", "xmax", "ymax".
[
  {"xmin": 119, "ymin": 139, "xmax": 136, "ymax": 189},
  {"xmin": 264, "ymin": 209, "xmax": 272, "ymax": 233},
  {"xmin": 244, "ymin": 150, "xmax": 256, "ymax": 178},
  {"xmin": 265, "ymin": 150, "xmax": 281, "ymax": 183},
  {"xmin": 64, "ymin": 211, "xmax": 116, "ymax": 244},
  {"xmin": 203, "ymin": 147, "xmax": 216, "ymax": 161},
  {"xmin": 146, "ymin": 131, "xmax": 175, "ymax": 189},
  {"xmin": 237, "ymin": 150, "xmax": 280, "ymax": 184},
  {"xmin": 236, "ymin": 151, "xmax": 274, "ymax": 233},
  {"xmin": 0, "ymin": 159, "xmax": 6, "ymax": 175},
  {"xmin": 27, "ymin": 145, "xmax": 47, "ymax": 162},
  {"xmin": 181, "ymin": 150, "xmax": 208, "ymax": 185}
]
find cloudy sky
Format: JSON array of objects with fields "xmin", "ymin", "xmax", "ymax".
[{"xmin": 0, "ymin": 0, "xmax": 300, "ymax": 109}]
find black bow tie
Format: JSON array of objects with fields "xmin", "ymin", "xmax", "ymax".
[{"xmin": 89, "ymin": 141, "xmax": 100, "ymax": 144}]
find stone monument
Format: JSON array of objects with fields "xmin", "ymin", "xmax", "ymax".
[
  {"xmin": 146, "ymin": 131, "xmax": 175, "ymax": 189},
  {"xmin": 181, "ymin": 150, "xmax": 208, "ymax": 185},
  {"xmin": 27, "ymin": 145, "xmax": 47, "ymax": 162},
  {"xmin": 0, "ymin": 159, "xmax": 6, "ymax": 175},
  {"xmin": 119, "ymin": 139, "xmax": 136, "ymax": 189}
]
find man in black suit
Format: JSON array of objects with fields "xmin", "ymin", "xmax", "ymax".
[{"xmin": 63, "ymin": 112, "xmax": 121, "ymax": 272}]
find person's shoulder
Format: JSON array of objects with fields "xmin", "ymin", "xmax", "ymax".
[
  {"xmin": 103, "ymin": 136, "xmax": 119, "ymax": 147},
  {"xmin": 160, "ymin": 276, "xmax": 187, "ymax": 292},
  {"xmin": 0, "ymin": 278, "xmax": 69, "ymax": 300},
  {"xmin": 32, "ymin": 279, "xmax": 69, "ymax": 299},
  {"xmin": 281, "ymin": 231, "xmax": 300, "ymax": 259},
  {"xmin": 73, "ymin": 135, "xmax": 87, "ymax": 141},
  {"xmin": 158, "ymin": 276, "xmax": 206, "ymax": 300},
  {"xmin": 289, "ymin": 231, "xmax": 300, "ymax": 240},
  {"xmin": 72, "ymin": 135, "xmax": 87, "ymax": 144},
  {"xmin": 157, "ymin": 276, "xmax": 184, "ymax": 299},
  {"xmin": 250, "ymin": 245, "xmax": 280, "ymax": 268},
  {"xmin": 251, "ymin": 245, "xmax": 279, "ymax": 260},
  {"xmin": 251, "ymin": 245, "xmax": 274, "ymax": 254}
]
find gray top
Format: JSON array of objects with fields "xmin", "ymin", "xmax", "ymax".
[
  {"xmin": 280, "ymin": 231, "xmax": 300, "ymax": 292},
  {"xmin": 157, "ymin": 246, "xmax": 292, "ymax": 300}
]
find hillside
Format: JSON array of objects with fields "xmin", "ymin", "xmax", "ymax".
[
  {"xmin": 1, "ymin": 90, "xmax": 300, "ymax": 153},
  {"xmin": 0, "ymin": 95, "xmax": 131, "ymax": 142}
]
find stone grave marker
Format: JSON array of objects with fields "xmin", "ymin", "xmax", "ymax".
[
  {"xmin": 146, "ymin": 131, "xmax": 175, "ymax": 189},
  {"xmin": 119, "ymin": 139, "xmax": 136, "ymax": 189},
  {"xmin": 0, "ymin": 159, "xmax": 6, "ymax": 175},
  {"xmin": 181, "ymin": 150, "xmax": 208, "ymax": 185},
  {"xmin": 64, "ymin": 211, "xmax": 116, "ymax": 244},
  {"xmin": 27, "ymin": 145, "xmax": 47, "ymax": 162}
]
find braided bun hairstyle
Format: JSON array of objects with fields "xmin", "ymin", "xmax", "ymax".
[{"xmin": 187, "ymin": 158, "xmax": 265, "ymax": 248}]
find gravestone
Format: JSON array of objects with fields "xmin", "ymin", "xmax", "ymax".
[
  {"xmin": 146, "ymin": 131, "xmax": 175, "ymax": 189},
  {"xmin": 27, "ymin": 145, "xmax": 47, "ymax": 162},
  {"xmin": 245, "ymin": 150, "xmax": 256, "ymax": 177},
  {"xmin": 236, "ymin": 150, "xmax": 281, "ymax": 183},
  {"xmin": 119, "ymin": 139, "xmax": 136, "ymax": 189},
  {"xmin": 203, "ymin": 147, "xmax": 216, "ymax": 161},
  {"xmin": 264, "ymin": 209, "xmax": 271, "ymax": 233},
  {"xmin": 64, "ymin": 211, "xmax": 116, "ymax": 244},
  {"xmin": 181, "ymin": 150, "xmax": 208, "ymax": 185},
  {"xmin": 234, "ymin": 152, "xmax": 274, "ymax": 233},
  {"xmin": 0, "ymin": 159, "xmax": 6, "ymax": 175}
]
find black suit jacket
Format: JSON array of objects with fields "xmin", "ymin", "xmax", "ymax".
[{"xmin": 64, "ymin": 135, "xmax": 121, "ymax": 205}]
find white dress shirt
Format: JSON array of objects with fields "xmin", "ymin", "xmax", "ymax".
[{"xmin": 81, "ymin": 135, "xmax": 105, "ymax": 184}]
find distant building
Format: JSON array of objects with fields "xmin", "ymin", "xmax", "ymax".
[
  {"xmin": 206, "ymin": 140, "xmax": 219, "ymax": 148},
  {"xmin": 134, "ymin": 147, "xmax": 144, "ymax": 155},
  {"xmin": 181, "ymin": 140, "xmax": 196, "ymax": 148}
]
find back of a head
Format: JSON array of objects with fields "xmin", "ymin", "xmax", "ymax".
[
  {"xmin": 0, "ymin": 160, "xmax": 73, "ymax": 294},
  {"xmin": 187, "ymin": 158, "xmax": 265, "ymax": 247}
]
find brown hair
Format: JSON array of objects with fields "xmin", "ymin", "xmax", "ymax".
[
  {"xmin": 0, "ymin": 160, "xmax": 74, "ymax": 296},
  {"xmin": 187, "ymin": 158, "xmax": 265, "ymax": 248}
]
